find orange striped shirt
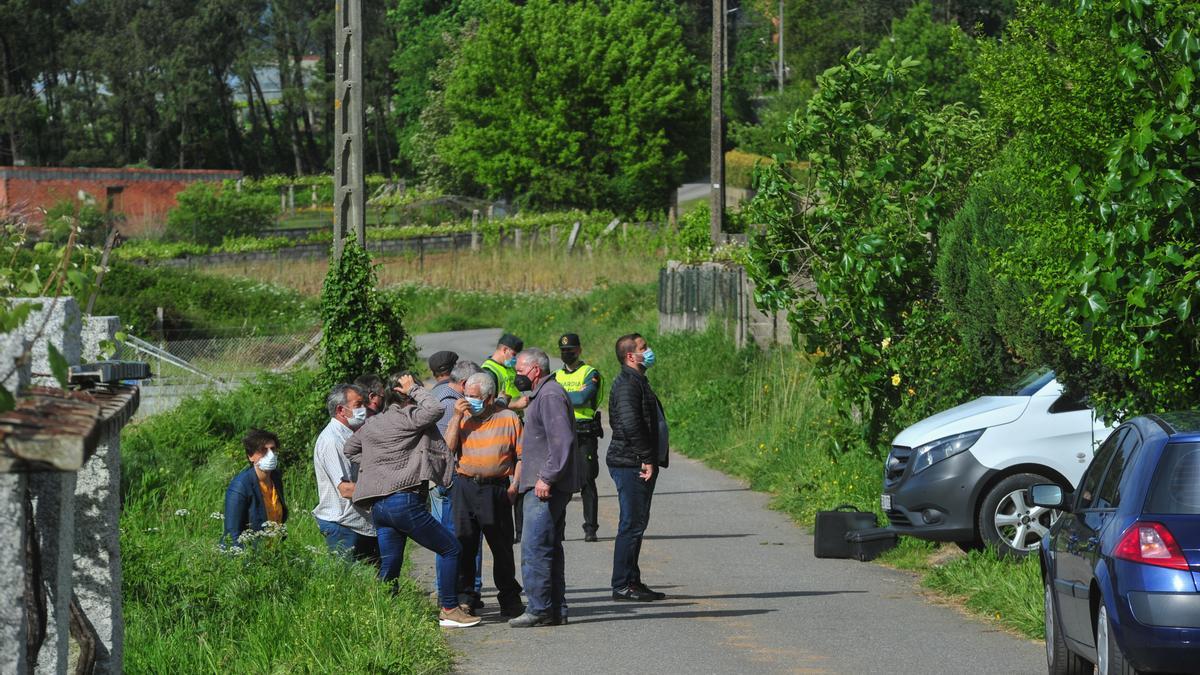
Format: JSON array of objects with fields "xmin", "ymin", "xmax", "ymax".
[{"xmin": 457, "ymin": 409, "xmax": 522, "ymax": 478}]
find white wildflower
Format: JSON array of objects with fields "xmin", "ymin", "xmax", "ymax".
[
  {"xmin": 174, "ymin": 508, "xmax": 190, "ymax": 517},
  {"xmin": 209, "ymin": 512, "xmax": 223, "ymax": 520}
]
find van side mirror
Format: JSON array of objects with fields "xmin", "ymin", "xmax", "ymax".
[{"xmin": 1030, "ymin": 484, "xmax": 1068, "ymax": 510}]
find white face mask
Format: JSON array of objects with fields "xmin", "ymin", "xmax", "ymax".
[
  {"xmin": 256, "ymin": 449, "xmax": 278, "ymax": 472},
  {"xmin": 347, "ymin": 406, "xmax": 368, "ymax": 429}
]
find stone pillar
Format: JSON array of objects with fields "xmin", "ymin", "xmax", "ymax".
[
  {"xmin": 72, "ymin": 428, "xmax": 122, "ymax": 673},
  {"xmin": 15, "ymin": 297, "xmax": 82, "ymax": 388},
  {"xmin": 30, "ymin": 472, "xmax": 75, "ymax": 675},
  {"xmin": 81, "ymin": 316, "xmax": 122, "ymax": 364},
  {"xmin": 0, "ymin": 473, "xmax": 28, "ymax": 674}
]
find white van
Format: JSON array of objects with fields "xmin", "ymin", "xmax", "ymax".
[{"xmin": 880, "ymin": 370, "xmax": 1114, "ymax": 557}]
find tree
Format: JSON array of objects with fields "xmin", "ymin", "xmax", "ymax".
[
  {"xmin": 745, "ymin": 50, "xmax": 990, "ymax": 444},
  {"xmin": 429, "ymin": 0, "xmax": 704, "ymax": 213}
]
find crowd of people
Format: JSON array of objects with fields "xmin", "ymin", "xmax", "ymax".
[{"xmin": 221, "ymin": 331, "xmax": 669, "ymax": 628}]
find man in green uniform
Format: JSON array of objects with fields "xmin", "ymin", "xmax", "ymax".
[
  {"xmin": 554, "ymin": 333, "xmax": 603, "ymax": 542},
  {"xmin": 482, "ymin": 333, "xmax": 526, "ymax": 411}
]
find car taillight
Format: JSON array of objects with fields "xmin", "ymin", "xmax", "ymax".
[{"xmin": 1113, "ymin": 521, "xmax": 1190, "ymax": 571}]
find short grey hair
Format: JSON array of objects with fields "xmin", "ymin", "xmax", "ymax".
[
  {"xmin": 326, "ymin": 383, "xmax": 366, "ymax": 417},
  {"xmin": 464, "ymin": 372, "xmax": 495, "ymax": 398},
  {"xmin": 451, "ymin": 360, "xmax": 482, "ymax": 384},
  {"xmin": 517, "ymin": 348, "xmax": 550, "ymax": 373}
]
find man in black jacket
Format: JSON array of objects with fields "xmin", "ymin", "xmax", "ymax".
[{"xmin": 606, "ymin": 333, "xmax": 669, "ymax": 602}]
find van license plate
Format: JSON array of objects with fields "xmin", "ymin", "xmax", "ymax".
[{"xmin": 881, "ymin": 494, "xmax": 892, "ymax": 511}]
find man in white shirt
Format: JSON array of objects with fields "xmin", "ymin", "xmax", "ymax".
[{"xmin": 313, "ymin": 383, "xmax": 378, "ymax": 561}]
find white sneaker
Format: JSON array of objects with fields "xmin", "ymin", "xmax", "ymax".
[{"xmin": 439, "ymin": 606, "xmax": 482, "ymax": 628}]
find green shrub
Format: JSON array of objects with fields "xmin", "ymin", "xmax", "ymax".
[
  {"xmin": 319, "ymin": 242, "xmax": 416, "ymax": 387},
  {"xmin": 166, "ymin": 182, "xmax": 277, "ymax": 246},
  {"xmin": 44, "ymin": 198, "xmax": 110, "ymax": 246}
]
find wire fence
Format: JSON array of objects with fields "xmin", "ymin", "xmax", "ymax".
[{"xmin": 121, "ymin": 327, "xmax": 322, "ymax": 385}]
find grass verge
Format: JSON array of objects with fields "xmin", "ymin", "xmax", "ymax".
[{"xmin": 121, "ymin": 370, "xmax": 452, "ymax": 673}]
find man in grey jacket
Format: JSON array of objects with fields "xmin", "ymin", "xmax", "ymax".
[{"xmin": 508, "ymin": 348, "xmax": 580, "ymax": 627}]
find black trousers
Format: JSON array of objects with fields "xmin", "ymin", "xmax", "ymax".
[
  {"xmin": 578, "ymin": 434, "xmax": 600, "ymax": 534},
  {"xmin": 452, "ymin": 479, "xmax": 523, "ymax": 609}
]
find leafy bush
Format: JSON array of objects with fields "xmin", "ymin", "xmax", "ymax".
[
  {"xmin": 724, "ymin": 149, "xmax": 772, "ymax": 190},
  {"xmin": 166, "ymin": 182, "xmax": 277, "ymax": 246},
  {"xmin": 745, "ymin": 50, "xmax": 990, "ymax": 445},
  {"xmin": 44, "ymin": 198, "xmax": 111, "ymax": 246},
  {"xmin": 319, "ymin": 242, "xmax": 416, "ymax": 387}
]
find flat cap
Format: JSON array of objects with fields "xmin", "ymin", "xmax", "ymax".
[{"xmin": 427, "ymin": 350, "xmax": 459, "ymax": 375}]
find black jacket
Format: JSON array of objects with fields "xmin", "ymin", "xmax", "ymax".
[{"xmin": 606, "ymin": 365, "xmax": 669, "ymax": 469}]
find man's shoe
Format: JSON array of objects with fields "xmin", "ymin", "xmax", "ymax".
[
  {"xmin": 612, "ymin": 585, "xmax": 655, "ymax": 602},
  {"xmin": 550, "ymin": 614, "xmax": 569, "ymax": 625},
  {"xmin": 583, "ymin": 531, "xmax": 598, "ymax": 542},
  {"xmin": 457, "ymin": 603, "xmax": 476, "ymax": 617},
  {"xmin": 633, "ymin": 582, "xmax": 666, "ymax": 600},
  {"xmin": 508, "ymin": 611, "xmax": 554, "ymax": 628},
  {"xmin": 439, "ymin": 606, "xmax": 482, "ymax": 628},
  {"xmin": 500, "ymin": 603, "xmax": 526, "ymax": 619},
  {"xmin": 469, "ymin": 596, "xmax": 484, "ymax": 611}
]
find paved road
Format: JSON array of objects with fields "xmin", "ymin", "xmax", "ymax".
[
  {"xmin": 408, "ymin": 328, "xmax": 1043, "ymax": 674},
  {"xmin": 414, "ymin": 329, "xmax": 563, "ymax": 372}
]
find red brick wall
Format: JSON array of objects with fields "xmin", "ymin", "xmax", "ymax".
[{"xmin": 0, "ymin": 167, "xmax": 242, "ymax": 237}]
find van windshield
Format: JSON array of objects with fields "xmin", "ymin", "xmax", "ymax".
[
  {"xmin": 994, "ymin": 368, "xmax": 1054, "ymax": 397},
  {"xmin": 1146, "ymin": 442, "xmax": 1200, "ymax": 515}
]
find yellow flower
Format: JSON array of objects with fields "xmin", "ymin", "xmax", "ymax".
[
  {"xmin": 880, "ymin": 337, "xmax": 891, "ymax": 350},
  {"xmin": 891, "ymin": 373, "xmax": 902, "ymax": 387}
]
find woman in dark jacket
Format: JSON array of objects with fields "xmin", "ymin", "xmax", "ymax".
[{"xmin": 222, "ymin": 428, "xmax": 289, "ymax": 548}]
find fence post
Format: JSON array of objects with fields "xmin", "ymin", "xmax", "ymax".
[
  {"xmin": 280, "ymin": 189, "xmax": 286, "ymax": 214},
  {"xmin": 288, "ymin": 184, "xmax": 295, "ymax": 215},
  {"xmin": 566, "ymin": 221, "xmax": 581, "ymax": 253},
  {"xmin": 471, "ymin": 210, "xmax": 481, "ymax": 251},
  {"xmin": 418, "ymin": 236, "xmax": 425, "ymax": 272},
  {"xmin": 550, "ymin": 225, "xmax": 558, "ymax": 245},
  {"xmin": 621, "ymin": 222, "xmax": 628, "ymax": 241},
  {"xmin": 310, "ymin": 184, "xmax": 317, "ymax": 208},
  {"xmin": 514, "ymin": 228, "xmax": 523, "ymax": 249}
]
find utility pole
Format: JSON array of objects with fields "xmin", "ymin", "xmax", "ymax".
[
  {"xmin": 710, "ymin": 0, "xmax": 725, "ymax": 245},
  {"xmin": 333, "ymin": 0, "xmax": 366, "ymax": 260},
  {"xmin": 778, "ymin": 0, "xmax": 785, "ymax": 94}
]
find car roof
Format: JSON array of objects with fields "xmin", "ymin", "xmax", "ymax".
[{"xmin": 1149, "ymin": 411, "xmax": 1200, "ymax": 442}]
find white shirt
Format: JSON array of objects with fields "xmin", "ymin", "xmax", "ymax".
[{"xmin": 312, "ymin": 418, "xmax": 375, "ymax": 536}]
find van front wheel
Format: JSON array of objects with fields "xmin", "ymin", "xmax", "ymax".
[{"xmin": 978, "ymin": 473, "xmax": 1060, "ymax": 558}]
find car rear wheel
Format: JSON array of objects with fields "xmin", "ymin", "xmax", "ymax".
[
  {"xmin": 1045, "ymin": 578, "xmax": 1090, "ymax": 674},
  {"xmin": 1097, "ymin": 603, "xmax": 1141, "ymax": 675},
  {"xmin": 978, "ymin": 473, "xmax": 1060, "ymax": 558}
]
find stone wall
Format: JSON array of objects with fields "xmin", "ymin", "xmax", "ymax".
[
  {"xmin": 0, "ymin": 299, "xmax": 128, "ymax": 674},
  {"xmin": 658, "ymin": 261, "xmax": 791, "ymax": 350}
]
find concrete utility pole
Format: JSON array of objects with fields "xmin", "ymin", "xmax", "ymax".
[
  {"xmin": 778, "ymin": 0, "xmax": 785, "ymax": 94},
  {"xmin": 333, "ymin": 0, "xmax": 366, "ymax": 259},
  {"xmin": 710, "ymin": 0, "xmax": 725, "ymax": 244}
]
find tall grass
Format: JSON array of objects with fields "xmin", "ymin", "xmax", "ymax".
[
  {"xmin": 203, "ymin": 245, "xmax": 664, "ymax": 296},
  {"xmin": 121, "ymin": 371, "xmax": 452, "ymax": 673}
]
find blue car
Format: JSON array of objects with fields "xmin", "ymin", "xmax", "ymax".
[{"xmin": 1034, "ymin": 412, "xmax": 1200, "ymax": 675}]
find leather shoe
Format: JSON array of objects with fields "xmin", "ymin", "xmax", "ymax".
[
  {"xmin": 583, "ymin": 531, "xmax": 598, "ymax": 542},
  {"xmin": 500, "ymin": 604, "xmax": 526, "ymax": 619},
  {"xmin": 508, "ymin": 611, "xmax": 554, "ymax": 628},
  {"xmin": 633, "ymin": 582, "xmax": 666, "ymax": 600},
  {"xmin": 612, "ymin": 585, "xmax": 655, "ymax": 602}
]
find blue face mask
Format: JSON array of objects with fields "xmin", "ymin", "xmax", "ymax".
[
  {"xmin": 465, "ymin": 397, "xmax": 485, "ymax": 415},
  {"xmin": 504, "ymin": 356, "xmax": 517, "ymax": 368},
  {"xmin": 641, "ymin": 348, "xmax": 656, "ymax": 368}
]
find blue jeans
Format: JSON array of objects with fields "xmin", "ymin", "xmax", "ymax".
[
  {"xmin": 372, "ymin": 491, "xmax": 460, "ymax": 609},
  {"xmin": 520, "ymin": 489, "xmax": 571, "ymax": 618},
  {"xmin": 431, "ymin": 484, "xmax": 483, "ymax": 596},
  {"xmin": 315, "ymin": 517, "xmax": 379, "ymax": 563},
  {"xmin": 609, "ymin": 466, "xmax": 658, "ymax": 590}
]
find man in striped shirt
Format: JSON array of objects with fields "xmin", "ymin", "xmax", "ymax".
[{"xmin": 443, "ymin": 372, "xmax": 525, "ymax": 618}]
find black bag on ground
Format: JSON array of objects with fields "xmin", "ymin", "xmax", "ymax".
[
  {"xmin": 844, "ymin": 526, "xmax": 899, "ymax": 562},
  {"xmin": 814, "ymin": 504, "xmax": 878, "ymax": 559}
]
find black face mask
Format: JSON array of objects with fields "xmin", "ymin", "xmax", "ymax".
[
  {"xmin": 513, "ymin": 374, "xmax": 533, "ymax": 393},
  {"xmin": 561, "ymin": 351, "xmax": 580, "ymax": 366}
]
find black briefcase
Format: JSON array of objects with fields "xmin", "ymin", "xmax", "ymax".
[
  {"xmin": 813, "ymin": 504, "xmax": 878, "ymax": 559},
  {"xmin": 844, "ymin": 526, "xmax": 899, "ymax": 562}
]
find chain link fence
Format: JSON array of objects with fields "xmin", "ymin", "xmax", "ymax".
[{"xmin": 120, "ymin": 327, "xmax": 321, "ymax": 417}]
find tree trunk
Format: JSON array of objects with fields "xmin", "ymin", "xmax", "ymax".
[{"xmin": 249, "ymin": 68, "xmax": 286, "ymax": 171}]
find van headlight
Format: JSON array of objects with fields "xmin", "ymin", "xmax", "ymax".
[{"xmin": 911, "ymin": 429, "xmax": 985, "ymax": 475}]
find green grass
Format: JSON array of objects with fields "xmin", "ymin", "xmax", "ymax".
[{"xmin": 121, "ymin": 371, "xmax": 452, "ymax": 673}]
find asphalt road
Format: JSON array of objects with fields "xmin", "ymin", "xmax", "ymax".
[{"xmin": 409, "ymin": 329, "xmax": 1044, "ymax": 674}]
